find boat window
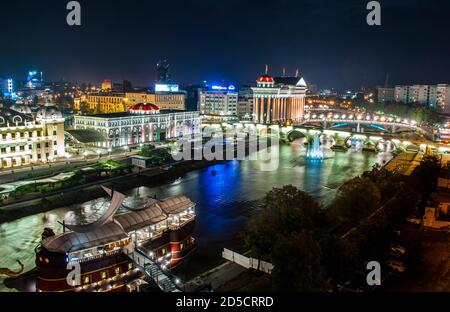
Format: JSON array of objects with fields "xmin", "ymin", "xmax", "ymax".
[{"xmin": 101, "ymin": 271, "xmax": 107, "ymax": 280}]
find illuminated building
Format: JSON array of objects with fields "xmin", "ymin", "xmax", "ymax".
[
  {"xmin": 0, "ymin": 104, "xmax": 65, "ymax": 168},
  {"xmin": 26, "ymin": 70, "xmax": 43, "ymax": 89},
  {"xmin": 74, "ymin": 104, "xmax": 200, "ymax": 148},
  {"xmin": 0, "ymin": 78, "xmax": 14, "ymax": 97},
  {"xmin": 199, "ymin": 84, "xmax": 238, "ymax": 116},
  {"xmin": 101, "ymin": 80, "xmax": 113, "ymax": 91},
  {"xmin": 154, "ymin": 83, "xmax": 186, "ymax": 110},
  {"xmin": 77, "ymin": 90, "xmax": 186, "ymax": 114},
  {"xmin": 437, "ymin": 84, "xmax": 450, "ymax": 113},
  {"xmin": 395, "ymin": 85, "xmax": 437, "ymax": 107},
  {"xmin": 252, "ymin": 75, "xmax": 307, "ymax": 124}
]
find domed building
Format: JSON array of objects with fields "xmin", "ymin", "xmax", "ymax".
[
  {"xmin": 0, "ymin": 103, "xmax": 65, "ymax": 169},
  {"xmin": 36, "ymin": 103, "xmax": 63, "ymax": 121},
  {"xmin": 74, "ymin": 103, "xmax": 200, "ymax": 148},
  {"xmin": 128, "ymin": 103, "xmax": 160, "ymax": 114}
]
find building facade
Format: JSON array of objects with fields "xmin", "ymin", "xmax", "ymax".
[
  {"xmin": 199, "ymin": 85, "xmax": 238, "ymax": 116},
  {"xmin": 76, "ymin": 91, "xmax": 186, "ymax": 114},
  {"xmin": 252, "ymin": 76, "xmax": 307, "ymax": 124},
  {"xmin": 377, "ymin": 87, "xmax": 395, "ymax": 103},
  {"xmin": 437, "ymin": 84, "xmax": 450, "ymax": 113},
  {"xmin": 74, "ymin": 103, "xmax": 200, "ymax": 148},
  {"xmin": 0, "ymin": 104, "xmax": 65, "ymax": 168},
  {"xmin": 395, "ymin": 85, "xmax": 437, "ymax": 107}
]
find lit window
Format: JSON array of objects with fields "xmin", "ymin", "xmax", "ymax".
[
  {"xmin": 115, "ymin": 267, "xmax": 120, "ymax": 275},
  {"xmin": 128, "ymin": 263, "xmax": 133, "ymax": 270},
  {"xmin": 84, "ymin": 276, "xmax": 90, "ymax": 284},
  {"xmin": 101, "ymin": 271, "xmax": 107, "ymax": 280},
  {"xmin": 44, "ymin": 258, "xmax": 50, "ymax": 264}
]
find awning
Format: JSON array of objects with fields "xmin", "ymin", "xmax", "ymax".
[{"xmin": 66, "ymin": 129, "xmax": 108, "ymax": 143}]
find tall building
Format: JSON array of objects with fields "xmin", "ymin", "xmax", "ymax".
[
  {"xmin": 252, "ymin": 75, "xmax": 307, "ymax": 124},
  {"xmin": 25, "ymin": 70, "xmax": 43, "ymax": 89},
  {"xmin": 377, "ymin": 87, "xmax": 395, "ymax": 103},
  {"xmin": 0, "ymin": 78, "xmax": 14, "ymax": 97},
  {"xmin": 395, "ymin": 85, "xmax": 437, "ymax": 107},
  {"xmin": 156, "ymin": 60, "xmax": 170, "ymax": 83},
  {"xmin": 437, "ymin": 84, "xmax": 450, "ymax": 113},
  {"xmin": 237, "ymin": 86, "xmax": 254, "ymax": 120},
  {"xmin": 199, "ymin": 84, "xmax": 238, "ymax": 116},
  {"xmin": 184, "ymin": 84, "xmax": 206, "ymax": 111},
  {"xmin": 0, "ymin": 104, "xmax": 65, "ymax": 168}
]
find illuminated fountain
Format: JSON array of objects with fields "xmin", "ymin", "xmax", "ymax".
[{"xmin": 306, "ymin": 134, "xmax": 324, "ymax": 160}]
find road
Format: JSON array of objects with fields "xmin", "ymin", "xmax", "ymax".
[{"xmin": 0, "ymin": 151, "xmax": 137, "ymax": 184}]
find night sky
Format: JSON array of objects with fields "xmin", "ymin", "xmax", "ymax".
[{"xmin": 1, "ymin": 0, "xmax": 450, "ymax": 89}]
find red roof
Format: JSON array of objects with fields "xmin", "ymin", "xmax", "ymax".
[
  {"xmin": 129, "ymin": 103, "xmax": 160, "ymax": 111},
  {"xmin": 257, "ymin": 75, "xmax": 274, "ymax": 83}
]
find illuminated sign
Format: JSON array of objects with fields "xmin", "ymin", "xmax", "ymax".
[
  {"xmin": 210, "ymin": 85, "xmax": 236, "ymax": 91},
  {"xmin": 155, "ymin": 83, "xmax": 179, "ymax": 92}
]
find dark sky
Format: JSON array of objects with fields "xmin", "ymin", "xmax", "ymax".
[{"xmin": 1, "ymin": 0, "xmax": 450, "ymax": 89}]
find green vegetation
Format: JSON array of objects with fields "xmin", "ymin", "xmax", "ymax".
[
  {"xmin": 138, "ymin": 144, "xmax": 173, "ymax": 166},
  {"xmin": 245, "ymin": 155, "xmax": 441, "ymax": 291},
  {"xmin": 354, "ymin": 100, "xmax": 444, "ymax": 127}
]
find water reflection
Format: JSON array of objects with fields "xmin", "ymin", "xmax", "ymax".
[{"xmin": 0, "ymin": 143, "xmax": 392, "ymax": 290}]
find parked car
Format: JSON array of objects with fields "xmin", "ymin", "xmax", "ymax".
[
  {"xmin": 390, "ymin": 244, "xmax": 406, "ymax": 256},
  {"xmin": 406, "ymin": 216, "xmax": 422, "ymax": 225},
  {"xmin": 385, "ymin": 260, "xmax": 406, "ymax": 273}
]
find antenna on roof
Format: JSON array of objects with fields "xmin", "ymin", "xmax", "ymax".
[
  {"xmin": 265, "ymin": 64, "xmax": 269, "ymax": 75},
  {"xmin": 295, "ymin": 68, "xmax": 299, "ymax": 78}
]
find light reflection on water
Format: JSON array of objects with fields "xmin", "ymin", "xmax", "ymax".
[{"xmin": 0, "ymin": 142, "xmax": 392, "ymax": 290}]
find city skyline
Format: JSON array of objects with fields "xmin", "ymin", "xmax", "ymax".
[{"xmin": 1, "ymin": 0, "xmax": 450, "ymax": 89}]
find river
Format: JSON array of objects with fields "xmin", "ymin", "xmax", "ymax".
[{"xmin": 0, "ymin": 140, "xmax": 392, "ymax": 291}]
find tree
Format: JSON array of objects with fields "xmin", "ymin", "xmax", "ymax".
[
  {"xmin": 320, "ymin": 235, "xmax": 361, "ymax": 284},
  {"xmin": 271, "ymin": 231, "xmax": 328, "ymax": 291},
  {"xmin": 245, "ymin": 185, "xmax": 326, "ymax": 291},
  {"xmin": 332, "ymin": 177, "xmax": 381, "ymax": 224},
  {"xmin": 411, "ymin": 154, "xmax": 441, "ymax": 215}
]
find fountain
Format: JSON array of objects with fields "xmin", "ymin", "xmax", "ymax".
[{"xmin": 306, "ymin": 134, "xmax": 324, "ymax": 160}]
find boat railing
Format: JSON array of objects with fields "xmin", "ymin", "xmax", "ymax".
[{"xmin": 69, "ymin": 248, "xmax": 123, "ymax": 264}]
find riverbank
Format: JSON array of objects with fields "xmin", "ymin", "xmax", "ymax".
[{"xmin": 0, "ymin": 158, "xmax": 226, "ymax": 223}]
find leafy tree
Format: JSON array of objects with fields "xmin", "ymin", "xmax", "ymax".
[
  {"xmin": 332, "ymin": 177, "xmax": 381, "ymax": 224},
  {"xmin": 411, "ymin": 154, "xmax": 441, "ymax": 215},
  {"xmin": 320, "ymin": 235, "xmax": 361, "ymax": 284},
  {"xmin": 271, "ymin": 231, "xmax": 328, "ymax": 291}
]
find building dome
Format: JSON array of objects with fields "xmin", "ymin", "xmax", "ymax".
[
  {"xmin": 36, "ymin": 104, "xmax": 63, "ymax": 120},
  {"xmin": 256, "ymin": 75, "xmax": 274, "ymax": 83},
  {"xmin": 10, "ymin": 103, "xmax": 32, "ymax": 114},
  {"xmin": 128, "ymin": 103, "xmax": 160, "ymax": 114}
]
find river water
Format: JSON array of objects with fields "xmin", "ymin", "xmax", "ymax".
[{"xmin": 0, "ymin": 140, "xmax": 392, "ymax": 291}]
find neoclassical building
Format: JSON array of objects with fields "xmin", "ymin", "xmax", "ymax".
[
  {"xmin": 0, "ymin": 104, "xmax": 65, "ymax": 168},
  {"xmin": 74, "ymin": 103, "xmax": 200, "ymax": 148},
  {"xmin": 252, "ymin": 75, "xmax": 307, "ymax": 124}
]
